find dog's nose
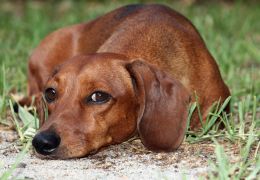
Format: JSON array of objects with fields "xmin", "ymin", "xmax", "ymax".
[{"xmin": 32, "ymin": 131, "xmax": 61, "ymax": 155}]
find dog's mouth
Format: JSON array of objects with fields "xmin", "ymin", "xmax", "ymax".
[
  {"xmin": 32, "ymin": 138, "xmax": 95, "ymax": 159},
  {"xmin": 33, "ymin": 145, "xmax": 72, "ymax": 160},
  {"xmin": 34, "ymin": 150, "xmax": 58, "ymax": 160}
]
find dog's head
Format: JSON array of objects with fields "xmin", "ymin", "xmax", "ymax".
[{"xmin": 32, "ymin": 53, "xmax": 190, "ymax": 159}]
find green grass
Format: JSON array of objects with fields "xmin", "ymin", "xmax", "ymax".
[
  {"xmin": 0, "ymin": 0, "xmax": 259, "ymax": 179},
  {"xmin": 9, "ymin": 99, "xmax": 39, "ymax": 143},
  {"xmin": 186, "ymin": 95, "xmax": 259, "ymax": 179}
]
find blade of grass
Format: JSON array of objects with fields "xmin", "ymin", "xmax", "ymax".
[
  {"xmin": 245, "ymin": 156, "xmax": 260, "ymax": 180},
  {"xmin": 0, "ymin": 64, "xmax": 7, "ymax": 121},
  {"xmin": 186, "ymin": 102, "xmax": 197, "ymax": 132},
  {"xmin": 0, "ymin": 140, "xmax": 31, "ymax": 180},
  {"xmin": 211, "ymin": 139, "xmax": 230, "ymax": 180},
  {"xmin": 194, "ymin": 92, "xmax": 204, "ymax": 128},
  {"xmin": 237, "ymin": 96, "xmax": 257, "ymax": 177},
  {"xmin": 200, "ymin": 96, "xmax": 231, "ymax": 136},
  {"xmin": 9, "ymin": 100, "xmax": 24, "ymax": 142}
]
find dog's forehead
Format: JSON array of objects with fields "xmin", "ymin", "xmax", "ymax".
[
  {"xmin": 52, "ymin": 54, "xmax": 133, "ymax": 94},
  {"xmin": 77, "ymin": 58, "xmax": 131, "ymax": 91},
  {"xmin": 80, "ymin": 58, "xmax": 122, "ymax": 76},
  {"xmin": 60, "ymin": 54, "xmax": 127, "ymax": 72}
]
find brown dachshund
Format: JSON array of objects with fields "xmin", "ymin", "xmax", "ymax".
[{"xmin": 19, "ymin": 4, "xmax": 230, "ymax": 159}]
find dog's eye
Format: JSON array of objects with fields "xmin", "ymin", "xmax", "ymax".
[
  {"xmin": 86, "ymin": 91, "xmax": 111, "ymax": 104},
  {"xmin": 44, "ymin": 88, "xmax": 57, "ymax": 103}
]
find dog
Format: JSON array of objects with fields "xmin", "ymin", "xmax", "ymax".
[{"xmin": 19, "ymin": 4, "xmax": 230, "ymax": 159}]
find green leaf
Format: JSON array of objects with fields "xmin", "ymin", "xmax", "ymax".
[{"xmin": 18, "ymin": 106, "xmax": 39, "ymax": 129}]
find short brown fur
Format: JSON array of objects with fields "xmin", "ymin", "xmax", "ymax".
[{"xmin": 21, "ymin": 4, "xmax": 230, "ymax": 159}]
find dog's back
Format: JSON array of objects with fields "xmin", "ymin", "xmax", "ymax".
[{"xmin": 97, "ymin": 4, "xmax": 230, "ymax": 128}]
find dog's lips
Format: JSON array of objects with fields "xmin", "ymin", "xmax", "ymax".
[
  {"xmin": 34, "ymin": 151, "xmax": 55, "ymax": 159},
  {"xmin": 44, "ymin": 148, "xmax": 56, "ymax": 153},
  {"xmin": 33, "ymin": 146, "xmax": 60, "ymax": 159}
]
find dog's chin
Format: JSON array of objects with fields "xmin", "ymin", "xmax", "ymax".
[
  {"xmin": 33, "ymin": 148, "xmax": 92, "ymax": 160},
  {"xmin": 34, "ymin": 151, "xmax": 58, "ymax": 160}
]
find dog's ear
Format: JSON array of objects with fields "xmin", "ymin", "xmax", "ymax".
[{"xmin": 126, "ymin": 60, "xmax": 190, "ymax": 151}]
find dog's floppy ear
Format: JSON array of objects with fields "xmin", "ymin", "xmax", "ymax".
[{"xmin": 126, "ymin": 60, "xmax": 190, "ymax": 151}]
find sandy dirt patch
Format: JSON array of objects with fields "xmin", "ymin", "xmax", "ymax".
[{"xmin": 0, "ymin": 127, "xmax": 214, "ymax": 179}]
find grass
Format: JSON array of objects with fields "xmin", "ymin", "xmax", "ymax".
[
  {"xmin": 0, "ymin": 65, "xmax": 8, "ymax": 124},
  {"xmin": 9, "ymin": 99, "xmax": 39, "ymax": 143},
  {"xmin": 186, "ymin": 95, "xmax": 259, "ymax": 179},
  {"xmin": 0, "ymin": 0, "xmax": 259, "ymax": 179}
]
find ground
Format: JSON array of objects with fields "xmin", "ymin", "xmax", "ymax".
[
  {"xmin": 0, "ymin": 0, "xmax": 259, "ymax": 179},
  {"xmin": 0, "ymin": 126, "xmax": 223, "ymax": 179},
  {"xmin": 1, "ymin": 117, "xmax": 256, "ymax": 179}
]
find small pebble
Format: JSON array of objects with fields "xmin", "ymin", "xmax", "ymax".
[{"xmin": 17, "ymin": 162, "xmax": 27, "ymax": 168}]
